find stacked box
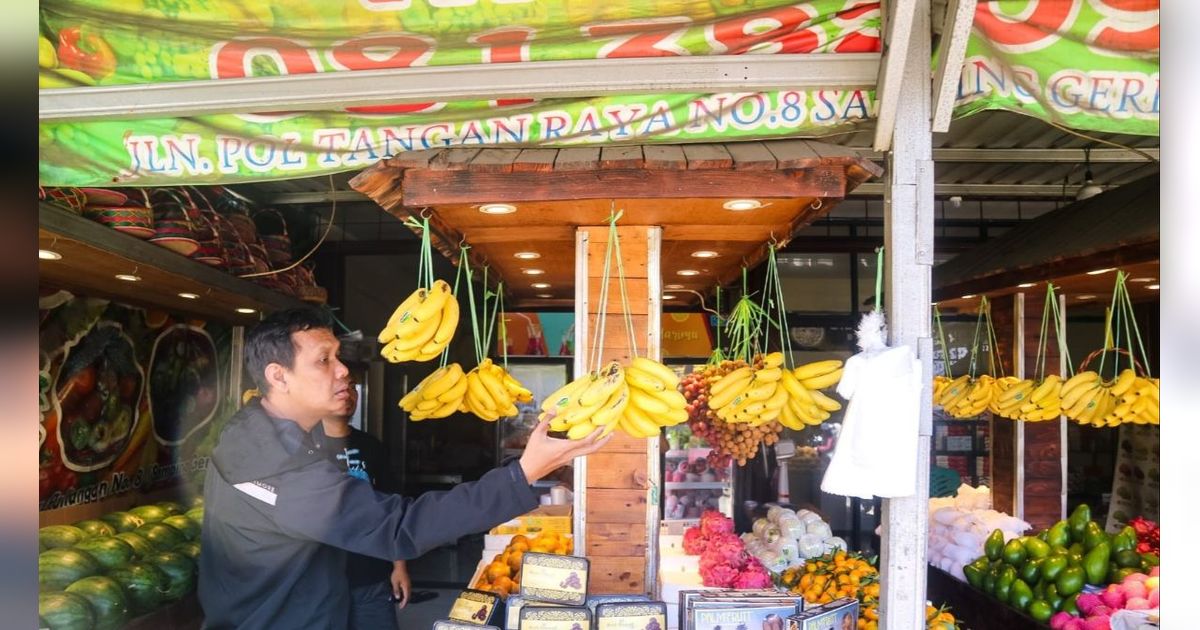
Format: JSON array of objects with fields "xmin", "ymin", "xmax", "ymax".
[
  {"xmin": 434, "ymin": 620, "xmax": 500, "ymax": 630},
  {"xmin": 786, "ymin": 598, "xmax": 859, "ymax": 630},
  {"xmin": 678, "ymin": 590, "xmax": 805, "ymax": 630},
  {"xmin": 595, "ymin": 601, "xmax": 668, "ymax": 630},
  {"xmin": 518, "ymin": 605, "xmax": 591, "ymax": 630},
  {"xmin": 447, "ymin": 589, "xmax": 502, "ymax": 626},
  {"xmin": 519, "ymin": 552, "xmax": 590, "ymax": 607}
]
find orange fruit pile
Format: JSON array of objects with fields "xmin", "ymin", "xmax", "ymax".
[{"xmin": 472, "ymin": 531, "xmax": 573, "ymax": 598}]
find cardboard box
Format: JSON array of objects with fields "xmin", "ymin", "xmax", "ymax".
[
  {"xmin": 505, "ymin": 596, "xmax": 562, "ymax": 630},
  {"xmin": 678, "ymin": 590, "xmax": 803, "ymax": 630},
  {"xmin": 787, "ymin": 598, "xmax": 858, "ymax": 630},
  {"xmin": 447, "ymin": 589, "xmax": 501, "ymax": 625},
  {"xmin": 491, "ymin": 505, "xmax": 573, "ymax": 536},
  {"xmin": 595, "ymin": 601, "xmax": 668, "ymax": 630},
  {"xmin": 434, "ymin": 620, "xmax": 499, "ymax": 630}
]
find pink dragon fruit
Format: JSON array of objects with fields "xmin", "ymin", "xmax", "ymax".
[
  {"xmin": 699, "ymin": 562, "xmax": 740, "ymax": 588},
  {"xmin": 682, "ymin": 527, "xmax": 706, "ymax": 555},
  {"xmin": 733, "ymin": 558, "xmax": 773, "ymax": 589},
  {"xmin": 700, "ymin": 510, "xmax": 735, "ymax": 537}
]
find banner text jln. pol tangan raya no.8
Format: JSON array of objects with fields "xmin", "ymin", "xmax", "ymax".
[{"xmin": 37, "ymin": 0, "xmax": 1157, "ymax": 187}]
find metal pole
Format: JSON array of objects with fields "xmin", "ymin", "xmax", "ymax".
[
  {"xmin": 880, "ymin": 0, "xmax": 933, "ymax": 626},
  {"xmin": 572, "ymin": 230, "xmax": 590, "ymax": 556},
  {"xmin": 1058, "ymin": 293, "xmax": 1068, "ymax": 520},
  {"xmin": 1014, "ymin": 292, "xmax": 1026, "ymax": 521},
  {"xmin": 645, "ymin": 226, "xmax": 664, "ymax": 597}
]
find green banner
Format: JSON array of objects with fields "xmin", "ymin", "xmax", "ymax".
[
  {"xmin": 37, "ymin": 0, "xmax": 1157, "ymax": 188},
  {"xmin": 955, "ymin": 0, "xmax": 1158, "ymax": 136}
]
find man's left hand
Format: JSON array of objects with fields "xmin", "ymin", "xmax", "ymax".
[{"xmin": 391, "ymin": 560, "xmax": 411, "ymax": 608}]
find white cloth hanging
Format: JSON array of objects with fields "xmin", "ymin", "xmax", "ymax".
[{"xmin": 820, "ymin": 311, "xmax": 923, "ymax": 499}]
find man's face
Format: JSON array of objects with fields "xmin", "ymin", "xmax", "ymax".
[
  {"xmin": 338, "ymin": 378, "xmax": 360, "ymax": 418},
  {"xmin": 278, "ymin": 328, "xmax": 351, "ymax": 419}
]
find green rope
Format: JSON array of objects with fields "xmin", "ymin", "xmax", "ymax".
[
  {"xmin": 768, "ymin": 245, "xmax": 795, "ymax": 368},
  {"xmin": 874, "ymin": 246, "xmax": 884, "ymax": 312},
  {"xmin": 1047, "ymin": 284, "xmax": 1074, "ymax": 378},
  {"xmin": 1117, "ymin": 271, "xmax": 1152, "ymax": 377},
  {"xmin": 967, "ymin": 297, "xmax": 987, "ymax": 379},
  {"xmin": 589, "ymin": 209, "xmax": 622, "ymax": 373},
  {"xmin": 439, "ymin": 250, "xmax": 467, "ymax": 368},
  {"xmin": 934, "ymin": 305, "xmax": 953, "ymax": 379},
  {"xmin": 710, "ymin": 286, "xmax": 725, "ymax": 365},
  {"xmin": 609, "ymin": 213, "xmax": 639, "ymax": 359},
  {"xmin": 985, "ymin": 301, "xmax": 1006, "ymax": 378},
  {"xmin": 460, "ymin": 246, "xmax": 484, "ymax": 365},
  {"xmin": 498, "ymin": 287, "xmax": 509, "ymax": 370},
  {"xmin": 1034, "ymin": 285, "xmax": 1055, "ymax": 382}
]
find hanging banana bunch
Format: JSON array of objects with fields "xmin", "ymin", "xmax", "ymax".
[
  {"xmin": 378, "ymin": 216, "xmax": 460, "ymax": 363},
  {"xmin": 932, "ymin": 299, "xmax": 1003, "ymax": 419}
]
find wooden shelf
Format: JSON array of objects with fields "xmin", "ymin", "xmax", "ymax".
[
  {"xmin": 663, "ymin": 481, "xmax": 729, "ymax": 490},
  {"xmin": 39, "ymin": 204, "xmax": 307, "ymax": 324}
]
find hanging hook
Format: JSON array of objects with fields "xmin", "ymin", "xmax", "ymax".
[
  {"xmin": 767, "ymin": 232, "xmax": 778, "ymax": 247},
  {"xmin": 458, "ymin": 235, "xmax": 468, "ymax": 249},
  {"xmin": 810, "ymin": 198, "xmax": 823, "ymax": 211},
  {"xmin": 419, "ymin": 207, "xmax": 432, "ymax": 220}
]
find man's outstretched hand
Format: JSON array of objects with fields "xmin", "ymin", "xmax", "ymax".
[{"xmin": 518, "ymin": 420, "xmax": 613, "ymax": 484}]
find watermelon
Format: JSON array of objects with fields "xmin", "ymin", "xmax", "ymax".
[
  {"xmin": 73, "ymin": 519, "xmax": 117, "ymax": 539},
  {"xmin": 107, "ymin": 563, "xmax": 170, "ymax": 614},
  {"xmin": 147, "ymin": 551, "xmax": 197, "ymax": 600},
  {"xmin": 100, "ymin": 511, "xmax": 145, "ymax": 533},
  {"xmin": 162, "ymin": 515, "xmax": 200, "ymax": 541},
  {"xmin": 65, "ymin": 575, "xmax": 130, "ymax": 630},
  {"xmin": 135, "ymin": 523, "xmax": 186, "ymax": 550},
  {"xmin": 157, "ymin": 501, "xmax": 186, "ymax": 516},
  {"xmin": 174, "ymin": 540, "xmax": 202, "ymax": 561},
  {"xmin": 38, "ymin": 591, "xmax": 95, "ymax": 630},
  {"xmin": 74, "ymin": 536, "xmax": 135, "ymax": 571},
  {"xmin": 128, "ymin": 504, "xmax": 170, "ymax": 523},
  {"xmin": 39, "ymin": 548, "xmax": 101, "ymax": 591},
  {"xmin": 114, "ymin": 532, "xmax": 156, "ymax": 559},
  {"xmin": 185, "ymin": 506, "xmax": 204, "ymax": 524},
  {"xmin": 39, "ymin": 525, "xmax": 87, "ymax": 550}
]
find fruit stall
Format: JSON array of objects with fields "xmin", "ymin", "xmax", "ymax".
[{"xmin": 38, "ymin": 0, "xmax": 1162, "ymax": 628}]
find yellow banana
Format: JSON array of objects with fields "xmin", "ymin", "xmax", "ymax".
[
  {"xmin": 478, "ymin": 365, "xmax": 513, "ymax": 409},
  {"xmin": 422, "ymin": 363, "xmax": 463, "ymax": 401},
  {"xmin": 630, "ymin": 388, "xmax": 670, "ymax": 416},
  {"xmin": 779, "ymin": 402, "xmax": 804, "ymax": 430},
  {"xmin": 647, "ymin": 387, "xmax": 688, "ymax": 411},
  {"xmin": 466, "ymin": 372, "xmax": 497, "ymax": 412},
  {"xmin": 579, "ymin": 362, "xmax": 625, "ymax": 408},
  {"xmin": 1061, "ymin": 380, "xmax": 1096, "ymax": 410},
  {"xmin": 378, "ymin": 288, "xmax": 426, "ymax": 343},
  {"xmin": 437, "ymin": 374, "xmax": 469, "ymax": 405},
  {"xmin": 809, "ymin": 389, "xmax": 842, "ymax": 412},
  {"xmin": 629, "ymin": 357, "xmax": 680, "ymax": 388},
  {"xmin": 567, "ymin": 420, "xmax": 599, "ymax": 440},
  {"xmin": 753, "ymin": 367, "xmax": 783, "ymax": 383},
  {"xmin": 622, "ymin": 405, "xmax": 661, "ymax": 437},
  {"xmin": 591, "ymin": 384, "xmax": 631, "ymax": 427},
  {"xmin": 793, "ymin": 359, "xmax": 842, "ymax": 381},
  {"xmin": 662, "ymin": 408, "xmax": 688, "ymax": 426},
  {"xmin": 1060, "ymin": 370, "xmax": 1099, "ymax": 398},
  {"xmin": 411, "ymin": 280, "xmax": 452, "ymax": 323},
  {"xmin": 800, "ymin": 367, "xmax": 844, "ymax": 391},
  {"xmin": 761, "ymin": 352, "xmax": 785, "ymax": 369},
  {"xmin": 763, "ymin": 384, "xmax": 789, "ymax": 411},
  {"xmin": 1110, "ymin": 368, "xmax": 1137, "ymax": 397},
  {"xmin": 432, "ymin": 293, "xmax": 460, "ymax": 345},
  {"xmin": 625, "ymin": 368, "xmax": 666, "ymax": 393},
  {"xmin": 710, "ymin": 366, "xmax": 753, "ymax": 398},
  {"xmin": 743, "ymin": 380, "xmax": 778, "ymax": 402},
  {"xmin": 708, "ymin": 377, "xmax": 751, "ymax": 410},
  {"xmin": 549, "ymin": 416, "xmax": 570, "ymax": 432}
]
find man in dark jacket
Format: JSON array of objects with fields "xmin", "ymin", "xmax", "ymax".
[{"xmin": 198, "ymin": 308, "xmax": 610, "ymax": 629}]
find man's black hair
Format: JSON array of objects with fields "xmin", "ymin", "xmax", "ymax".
[{"xmin": 244, "ymin": 307, "xmax": 333, "ymax": 392}]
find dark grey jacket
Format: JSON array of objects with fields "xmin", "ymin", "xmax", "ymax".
[{"xmin": 198, "ymin": 401, "xmax": 538, "ymax": 629}]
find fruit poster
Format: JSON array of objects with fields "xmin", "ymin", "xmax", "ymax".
[
  {"xmin": 39, "ymin": 291, "xmax": 238, "ymax": 512},
  {"xmin": 38, "ymin": 0, "xmax": 1157, "ymax": 188},
  {"xmin": 1105, "ymin": 424, "xmax": 1159, "ymax": 533}
]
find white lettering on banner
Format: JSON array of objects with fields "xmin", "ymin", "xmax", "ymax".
[
  {"xmin": 125, "ymin": 134, "xmax": 212, "ymax": 176},
  {"xmin": 1085, "ymin": 0, "xmax": 1159, "ymax": 58},
  {"xmin": 957, "ymin": 56, "xmax": 1042, "ymax": 105},
  {"xmin": 1046, "ymin": 68, "xmax": 1159, "ymax": 117},
  {"xmin": 811, "ymin": 90, "xmax": 872, "ymax": 125},
  {"xmin": 973, "ymin": 0, "xmax": 1083, "ymax": 54}
]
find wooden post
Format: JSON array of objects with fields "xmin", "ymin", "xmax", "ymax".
[
  {"xmin": 1015, "ymin": 293, "xmax": 1026, "ymax": 521},
  {"xmin": 573, "ymin": 225, "xmax": 662, "ymax": 595},
  {"xmin": 880, "ymin": 0, "xmax": 933, "ymax": 626}
]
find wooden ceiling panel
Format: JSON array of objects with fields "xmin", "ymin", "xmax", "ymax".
[{"xmin": 937, "ymin": 261, "xmax": 1160, "ymax": 313}]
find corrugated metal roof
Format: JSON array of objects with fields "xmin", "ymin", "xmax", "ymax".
[{"xmin": 932, "ymin": 174, "xmax": 1159, "ymax": 298}]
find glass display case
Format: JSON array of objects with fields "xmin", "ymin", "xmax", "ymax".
[{"xmin": 661, "ymin": 361, "xmax": 734, "ymax": 527}]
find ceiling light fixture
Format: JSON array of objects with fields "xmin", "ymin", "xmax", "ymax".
[
  {"xmin": 178, "ymin": 292, "xmax": 199, "ymax": 300},
  {"xmin": 1018, "ymin": 283, "xmax": 1035, "ymax": 288},
  {"xmin": 1147, "ymin": 284, "xmax": 1160, "ymax": 290},
  {"xmin": 1076, "ymin": 147, "xmax": 1104, "ymax": 200},
  {"xmin": 662, "ymin": 294, "xmax": 676, "ymax": 300},
  {"xmin": 1086, "ymin": 268, "xmax": 1114, "ymax": 276},
  {"xmin": 39, "ymin": 249, "xmax": 62, "ymax": 260},
  {"xmin": 115, "ymin": 274, "xmax": 141, "ymax": 282},
  {"xmin": 1078, "ymin": 294, "xmax": 1097, "ymax": 300},
  {"xmin": 536, "ymin": 293, "xmax": 553, "ymax": 298},
  {"xmin": 514, "ymin": 251, "xmax": 541, "ymax": 260},
  {"xmin": 691, "ymin": 250, "xmax": 720, "ymax": 259},
  {"xmin": 677, "ymin": 269, "xmax": 701, "ymax": 276},
  {"xmin": 236, "ymin": 307, "xmax": 257, "ymax": 314},
  {"xmin": 1131, "ymin": 277, "xmax": 1156, "ymax": 283},
  {"xmin": 479, "ymin": 203, "xmax": 517, "ymax": 215},
  {"xmin": 723, "ymin": 199, "xmax": 762, "ymax": 211},
  {"xmin": 531, "ymin": 282, "xmax": 551, "ymax": 289},
  {"xmin": 522, "ymin": 268, "xmax": 545, "ymax": 275},
  {"xmin": 961, "ymin": 294, "xmax": 976, "ymax": 299},
  {"xmin": 665, "ymin": 284, "xmax": 685, "ymax": 290}
]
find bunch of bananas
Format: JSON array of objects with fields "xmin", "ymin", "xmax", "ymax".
[
  {"xmin": 1061, "ymin": 369, "xmax": 1159, "ymax": 427},
  {"xmin": 540, "ymin": 358, "xmax": 690, "ymax": 440},
  {"xmin": 933, "ymin": 375, "xmax": 997, "ymax": 419},
  {"xmin": 709, "ymin": 354, "xmax": 844, "ymax": 430},
  {"xmin": 400, "ymin": 359, "xmax": 532, "ymax": 422},
  {"xmin": 541, "ymin": 361, "xmax": 629, "ymax": 439},
  {"xmin": 378, "ymin": 280, "xmax": 459, "ymax": 363},
  {"xmin": 622, "ymin": 357, "xmax": 690, "ymax": 437}
]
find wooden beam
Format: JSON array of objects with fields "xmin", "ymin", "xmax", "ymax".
[
  {"xmin": 555, "ymin": 147, "xmax": 601, "ymax": 171},
  {"xmin": 400, "ymin": 169, "xmax": 847, "ymax": 206},
  {"xmin": 512, "ymin": 148, "xmax": 559, "ymax": 173},
  {"xmin": 873, "ymin": 0, "xmax": 920, "ymax": 151},
  {"xmin": 931, "ymin": 0, "xmax": 978, "ymax": 132},
  {"xmin": 641, "ymin": 145, "xmax": 687, "ymax": 170},
  {"xmin": 725, "ymin": 141, "xmax": 778, "ymax": 170},
  {"xmin": 599, "ymin": 146, "xmax": 645, "ymax": 170},
  {"xmin": 681, "ymin": 143, "xmax": 734, "ymax": 170},
  {"xmin": 467, "ymin": 148, "xmax": 521, "ymax": 173}
]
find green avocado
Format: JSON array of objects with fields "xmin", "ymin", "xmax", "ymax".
[
  {"xmin": 1019, "ymin": 558, "xmax": 1043, "ymax": 584},
  {"xmin": 1003, "ymin": 539, "xmax": 1028, "ymax": 566},
  {"xmin": 1055, "ymin": 567, "xmax": 1085, "ymax": 596},
  {"xmin": 1028, "ymin": 600, "xmax": 1054, "ymax": 623},
  {"xmin": 1041, "ymin": 555, "xmax": 1068, "ymax": 582},
  {"xmin": 1084, "ymin": 541, "xmax": 1112, "ymax": 584},
  {"xmin": 984, "ymin": 529, "xmax": 1005, "ymax": 561},
  {"xmin": 1010, "ymin": 578, "xmax": 1034, "ymax": 611}
]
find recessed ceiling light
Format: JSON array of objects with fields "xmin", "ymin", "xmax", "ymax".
[
  {"xmin": 1018, "ymin": 283, "xmax": 1035, "ymax": 288},
  {"xmin": 514, "ymin": 251, "xmax": 541, "ymax": 260},
  {"xmin": 1131, "ymin": 277, "xmax": 1155, "ymax": 283},
  {"xmin": 115, "ymin": 274, "xmax": 141, "ymax": 282},
  {"xmin": 531, "ymin": 282, "xmax": 551, "ymax": 289},
  {"xmin": 39, "ymin": 249, "xmax": 62, "ymax": 260},
  {"xmin": 479, "ymin": 203, "xmax": 516, "ymax": 215},
  {"xmin": 961, "ymin": 294, "xmax": 975, "ymax": 299},
  {"xmin": 723, "ymin": 199, "xmax": 762, "ymax": 211},
  {"xmin": 691, "ymin": 250, "xmax": 720, "ymax": 259},
  {"xmin": 178, "ymin": 292, "xmax": 199, "ymax": 300},
  {"xmin": 677, "ymin": 269, "xmax": 701, "ymax": 276},
  {"xmin": 662, "ymin": 294, "xmax": 676, "ymax": 300},
  {"xmin": 1086, "ymin": 268, "xmax": 1114, "ymax": 276},
  {"xmin": 236, "ymin": 307, "xmax": 256, "ymax": 314},
  {"xmin": 1078, "ymin": 294, "xmax": 1097, "ymax": 300},
  {"xmin": 1147, "ymin": 284, "xmax": 1159, "ymax": 290},
  {"xmin": 522, "ymin": 268, "xmax": 545, "ymax": 276},
  {"xmin": 665, "ymin": 284, "xmax": 685, "ymax": 290},
  {"xmin": 536, "ymin": 293, "xmax": 553, "ymax": 298}
]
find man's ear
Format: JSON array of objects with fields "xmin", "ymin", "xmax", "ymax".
[{"xmin": 264, "ymin": 363, "xmax": 288, "ymax": 393}]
